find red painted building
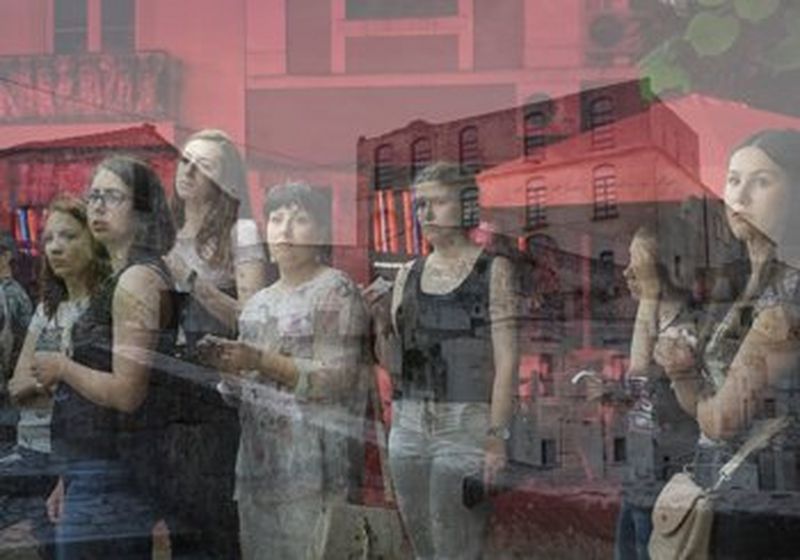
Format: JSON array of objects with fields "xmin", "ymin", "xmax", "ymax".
[{"xmin": 0, "ymin": 0, "xmax": 642, "ymax": 282}]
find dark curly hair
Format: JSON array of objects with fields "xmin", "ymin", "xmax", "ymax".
[
  {"xmin": 40, "ymin": 194, "xmax": 110, "ymax": 319},
  {"xmin": 91, "ymin": 155, "xmax": 176, "ymax": 265}
]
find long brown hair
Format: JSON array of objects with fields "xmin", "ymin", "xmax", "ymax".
[
  {"xmin": 171, "ymin": 129, "xmax": 244, "ymax": 269},
  {"xmin": 40, "ymin": 194, "xmax": 110, "ymax": 319}
]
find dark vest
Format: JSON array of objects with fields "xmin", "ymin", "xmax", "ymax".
[{"xmin": 396, "ymin": 252, "xmax": 495, "ymax": 402}]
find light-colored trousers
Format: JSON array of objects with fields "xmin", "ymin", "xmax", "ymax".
[{"xmin": 388, "ymin": 400, "xmax": 490, "ymax": 560}]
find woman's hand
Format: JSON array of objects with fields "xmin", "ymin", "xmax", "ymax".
[
  {"xmin": 47, "ymin": 477, "xmax": 65, "ymax": 524},
  {"xmin": 197, "ymin": 335, "xmax": 256, "ymax": 373},
  {"xmin": 484, "ymin": 436, "xmax": 508, "ymax": 488},
  {"xmin": 654, "ymin": 335, "xmax": 696, "ymax": 378},
  {"xmin": 31, "ymin": 351, "xmax": 68, "ymax": 389},
  {"xmin": 163, "ymin": 250, "xmax": 192, "ymax": 291}
]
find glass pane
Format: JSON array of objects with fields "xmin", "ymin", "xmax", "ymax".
[
  {"xmin": 102, "ymin": 27, "xmax": 134, "ymax": 51},
  {"xmin": 53, "ymin": 30, "xmax": 86, "ymax": 53},
  {"xmin": 346, "ymin": 0, "xmax": 458, "ymax": 20},
  {"xmin": 102, "ymin": 0, "xmax": 135, "ymax": 27},
  {"xmin": 54, "ymin": 0, "xmax": 87, "ymax": 28}
]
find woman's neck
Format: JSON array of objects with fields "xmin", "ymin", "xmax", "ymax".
[
  {"xmin": 429, "ymin": 231, "xmax": 474, "ymax": 260},
  {"xmin": 106, "ymin": 241, "xmax": 132, "ymax": 274},
  {"xmin": 62, "ymin": 274, "xmax": 89, "ymax": 301},
  {"xmin": 180, "ymin": 199, "xmax": 211, "ymax": 237},
  {"xmin": 278, "ymin": 259, "xmax": 324, "ymax": 288}
]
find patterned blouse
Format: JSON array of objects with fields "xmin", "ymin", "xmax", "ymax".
[{"xmin": 220, "ymin": 267, "xmax": 370, "ymax": 505}]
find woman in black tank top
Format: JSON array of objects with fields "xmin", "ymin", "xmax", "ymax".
[
  {"xmin": 375, "ymin": 162, "xmax": 519, "ymax": 559},
  {"xmin": 32, "ymin": 156, "xmax": 176, "ymax": 560}
]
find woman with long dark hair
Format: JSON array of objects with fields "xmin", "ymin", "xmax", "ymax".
[
  {"xmin": 32, "ymin": 156, "xmax": 176, "ymax": 559},
  {"xmin": 9, "ymin": 195, "xmax": 108, "ymax": 453},
  {"xmin": 655, "ymin": 129, "xmax": 800, "ymax": 558}
]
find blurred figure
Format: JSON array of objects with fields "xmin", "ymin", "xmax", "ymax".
[
  {"xmin": 166, "ymin": 128, "xmax": 266, "ymax": 348},
  {"xmin": 586, "ymin": 225, "xmax": 699, "ymax": 560},
  {"xmin": 201, "ymin": 181, "xmax": 369, "ymax": 559},
  {"xmin": 34, "ymin": 156, "xmax": 176, "ymax": 559},
  {"xmin": 0, "ymin": 230, "xmax": 33, "ymax": 442},
  {"xmin": 370, "ymin": 162, "xmax": 518, "ymax": 560},
  {"xmin": 163, "ymin": 129, "xmax": 267, "ymax": 557},
  {"xmin": 1, "ymin": 195, "xmax": 107, "ymax": 557},
  {"xmin": 656, "ymin": 129, "xmax": 800, "ymax": 558}
]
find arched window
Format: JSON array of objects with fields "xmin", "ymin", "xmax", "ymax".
[
  {"xmin": 524, "ymin": 111, "xmax": 547, "ymax": 161},
  {"xmin": 459, "ymin": 126, "xmax": 480, "ymax": 173},
  {"xmin": 525, "ymin": 177, "xmax": 547, "ymax": 229},
  {"xmin": 374, "ymin": 144, "xmax": 394, "ymax": 190},
  {"xmin": 593, "ymin": 164, "xmax": 618, "ymax": 219},
  {"xmin": 588, "ymin": 96, "xmax": 615, "ymax": 149},
  {"xmin": 410, "ymin": 137, "xmax": 432, "ymax": 181}
]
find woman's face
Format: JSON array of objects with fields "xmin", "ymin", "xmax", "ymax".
[
  {"xmin": 175, "ymin": 139, "xmax": 224, "ymax": 203},
  {"xmin": 86, "ymin": 168, "xmax": 135, "ymax": 249},
  {"xmin": 623, "ymin": 236, "xmax": 659, "ymax": 300},
  {"xmin": 43, "ymin": 211, "xmax": 94, "ymax": 282},
  {"xmin": 265, "ymin": 202, "xmax": 322, "ymax": 270},
  {"xmin": 725, "ymin": 146, "xmax": 793, "ymax": 244},
  {"xmin": 414, "ymin": 180, "xmax": 463, "ymax": 244}
]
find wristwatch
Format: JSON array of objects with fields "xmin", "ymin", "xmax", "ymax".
[{"xmin": 486, "ymin": 425, "xmax": 511, "ymax": 441}]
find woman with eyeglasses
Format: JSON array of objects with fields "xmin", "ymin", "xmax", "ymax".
[
  {"xmin": 33, "ymin": 156, "xmax": 176, "ymax": 559},
  {"xmin": 368, "ymin": 162, "xmax": 519, "ymax": 560},
  {"xmin": 161, "ymin": 129, "xmax": 266, "ymax": 557}
]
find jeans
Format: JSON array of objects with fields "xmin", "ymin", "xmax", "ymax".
[
  {"xmin": 55, "ymin": 459, "xmax": 158, "ymax": 560},
  {"xmin": 614, "ymin": 498, "xmax": 653, "ymax": 560},
  {"xmin": 388, "ymin": 400, "xmax": 489, "ymax": 560}
]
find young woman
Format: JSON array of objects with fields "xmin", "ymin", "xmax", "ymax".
[
  {"xmin": 372, "ymin": 162, "xmax": 519, "ymax": 559},
  {"xmin": 655, "ymin": 129, "xmax": 800, "ymax": 558},
  {"xmin": 595, "ymin": 225, "xmax": 699, "ymax": 560},
  {"xmin": 199, "ymin": 181, "xmax": 369, "ymax": 559},
  {"xmin": 164, "ymin": 129, "xmax": 267, "ymax": 557},
  {"xmin": 10, "ymin": 195, "xmax": 108, "ymax": 454},
  {"xmin": 33, "ymin": 156, "xmax": 176, "ymax": 559},
  {"xmin": 166, "ymin": 128, "xmax": 266, "ymax": 345}
]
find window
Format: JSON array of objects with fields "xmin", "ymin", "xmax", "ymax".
[
  {"xmin": 374, "ymin": 144, "xmax": 395, "ymax": 190},
  {"xmin": 53, "ymin": 0, "xmax": 135, "ymax": 53},
  {"xmin": 410, "ymin": 137, "xmax": 432, "ymax": 181},
  {"xmin": 524, "ymin": 111, "xmax": 547, "ymax": 161},
  {"xmin": 346, "ymin": 0, "xmax": 458, "ymax": 20},
  {"xmin": 588, "ymin": 96, "xmax": 615, "ymax": 150},
  {"xmin": 536, "ymin": 354, "xmax": 554, "ymax": 397},
  {"xmin": 593, "ymin": 165, "xmax": 618, "ymax": 219},
  {"xmin": 54, "ymin": 0, "xmax": 87, "ymax": 53},
  {"xmin": 613, "ymin": 437, "xmax": 627, "ymax": 463},
  {"xmin": 541, "ymin": 438, "xmax": 558, "ymax": 466},
  {"xmin": 525, "ymin": 178, "xmax": 547, "ymax": 229},
  {"xmin": 459, "ymin": 126, "xmax": 480, "ymax": 173},
  {"xmin": 102, "ymin": 0, "xmax": 135, "ymax": 51}
]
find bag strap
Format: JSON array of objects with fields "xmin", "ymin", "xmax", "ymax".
[
  {"xmin": 713, "ymin": 415, "xmax": 789, "ymax": 491},
  {"xmin": 368, "ymin": 372, "xmax": 397, "ymax": 505}
]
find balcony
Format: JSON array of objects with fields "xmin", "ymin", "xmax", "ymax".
[{"xmin": 0, "ymin": 50, "xmax": 181, "ymax": 124}]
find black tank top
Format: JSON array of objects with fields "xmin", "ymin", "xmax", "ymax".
[
  {"xmin": 396, "ymin": 251, "xmax": 495, "ymax": 402},
  {"xmin": 52, "ymin": 258, "xmax": 177, "ymax": 462}
]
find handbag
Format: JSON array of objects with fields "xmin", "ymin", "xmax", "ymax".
[
  {"xmin": 649, "ymin": 416, "xmax": 789, "ymax": 560},
  {"xmin": 306, "ymin": 375, "xmax": 410, "ymax": 560}
]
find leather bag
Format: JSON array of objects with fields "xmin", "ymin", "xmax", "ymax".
[{"xmin": 649, "ymin": 416, "xmax": 788, "ymax": 560}]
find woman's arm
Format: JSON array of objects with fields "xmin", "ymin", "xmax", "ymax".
[
  {"xmin": 34, "ymin": 265, "xmax": 167, "ymax": 413},
  {"xmin": 485, "ymin": 257, "xmax": 520, "ymax": 479},
  {"xmin": 666, "ymin": 306, "xmax": 799, "ymax": 440},
  {"xmin": 8, "ymin": 309, "xmax": 46, "ymax": 405},
  {"xmin": 203, "ymin": 277, "xmax": 369, "ymax": 403}
]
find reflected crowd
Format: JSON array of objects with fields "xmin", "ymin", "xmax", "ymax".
[{"xmin": 1, "ymin": 127, "xmax": 800, "ymax": 560}]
